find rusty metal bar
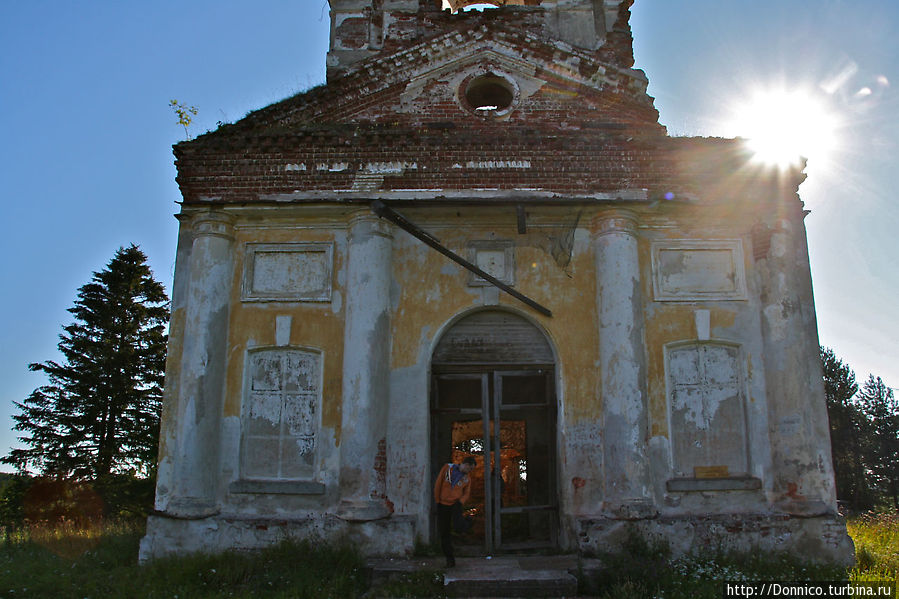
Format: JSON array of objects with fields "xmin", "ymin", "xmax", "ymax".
[{"xmin": 370, "ymin": 200, "xmax": 552, "ymax": 318}]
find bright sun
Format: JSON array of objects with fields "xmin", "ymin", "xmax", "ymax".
[{"xmin": 727, "ymin": 89, "xmax": 840, "ymax": 169}]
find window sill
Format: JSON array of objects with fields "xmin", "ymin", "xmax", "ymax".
[
  {"xmin": 229, "ymin": 479, "xmax": 325, "ymax": 495},
  {"xmin": 666, "ymin": 477, "xmax": 762, "ymax": 492}
]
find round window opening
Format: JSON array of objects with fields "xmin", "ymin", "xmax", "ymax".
[{"xmin": 464, "ymin": 74, "xmax": 515, "ymax": 113}]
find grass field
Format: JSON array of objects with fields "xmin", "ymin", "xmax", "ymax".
[
  {"xmin": 848, "ymin": 513, "xmax": 899, "ymax": 586},
  {"xmin": 0, "ymin": 520, "xmax": 366, "ymax": 598},
  {"xmin": 1, "ymin": 514, "xmax": 896, "ymax": 598}
]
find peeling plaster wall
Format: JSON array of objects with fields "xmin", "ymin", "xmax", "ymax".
[
  {"xmin": 385, "ymin": 205, "xmax": 601, "ymax": 542},
  {"xmin": 220, "ymin": 220, "xmax": 348, "ymax": 516},
  {"xmin": 145, "ymin": 0, "xmax": 849, "ymax": 564},
  {"xmin": 145, "ymin": 196, "xmax": 850, "ymax": 562},
  {"xmin": 640, "ymin": 222, "xmax": 774, "ymax": 516}
]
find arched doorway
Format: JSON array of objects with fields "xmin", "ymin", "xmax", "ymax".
[{"xmin": 430, "ymin": 310, "xmax": 558, "ymax": 553}]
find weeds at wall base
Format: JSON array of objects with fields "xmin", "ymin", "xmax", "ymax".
[
  {"xmin": 0, "ymin": 514, "xmax": 896, "ymax": 598},
  {"xmin": 0, "ymin": 520, "xmax": 367, "ymax": 598},
  {"xmin": 577, "ymin": 524, "xmax": 863, "ymax": 599}
]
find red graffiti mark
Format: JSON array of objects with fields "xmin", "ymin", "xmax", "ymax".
[
  {"xmin": 572, "ymin": 477, "xmax": 586, "ymax": 489},
  {"xmin": 785, "ymin": 482, "xmax": 804, "ymax": 500}
]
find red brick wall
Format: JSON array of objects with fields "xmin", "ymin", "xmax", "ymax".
[{"xmin": 173, "ymin": 0, "xmax": 793, "ymax": 207}]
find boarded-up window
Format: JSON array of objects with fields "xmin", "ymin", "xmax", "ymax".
[
  {"xmin": 666, "ymin": 343, "xmax": 748, "ymax": 478},
  {"xmin": 242, "ymin": 349, "xmax": 320, "ymax": 480}
]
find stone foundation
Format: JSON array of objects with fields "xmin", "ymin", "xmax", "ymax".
[
  {"xmin": 576, "ymin": 513, "xmax": 854, "ymax": 567},
  {"xmin": 139, "ymin": 513, "xmax": 417, "ymax": 563}
]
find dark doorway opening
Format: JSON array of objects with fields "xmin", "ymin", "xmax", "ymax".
[{"xmin": 430, "ymin": 311, "xmax": 557, "ymax": 553}]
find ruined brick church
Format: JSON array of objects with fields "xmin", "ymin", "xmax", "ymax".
[{"xmin": 140, "ymin": 0, "xmax": 853, "ymax": 563}]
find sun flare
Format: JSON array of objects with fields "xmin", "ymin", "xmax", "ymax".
[{"xmin": 727, "ymin": 89, "xmax": 840, "ymax": 169}]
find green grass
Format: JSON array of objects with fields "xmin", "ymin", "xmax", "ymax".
[
  {"xmin": 366, "ymin": 569, "xmax": 446, "ymax": 598},
  {"xmin": 1, "ymin": 514, "xmax": 896, "ymax": 598},
  {"xmin": 578, "ymin": 528, "xmax": 849, "ymax": 599},
  {"xmin": 849, "ymin": 512, "xmax": 899, "ymax": 584},
  {"xmin": 584, "ymin": 551, "xmax": 851, "ymax": 598},
  {"xmin": 0, "ymin": 520, "xmax": 366, "ymax": 598}
]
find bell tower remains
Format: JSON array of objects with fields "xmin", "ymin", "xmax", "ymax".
[{"xmin": 327, "ymin": 0, "xmax": 633, "ymax": 79}]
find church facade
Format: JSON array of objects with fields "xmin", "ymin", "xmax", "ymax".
[{"xmin": 140, "ymin": 0, "xmax": 853, "ymax": 563}]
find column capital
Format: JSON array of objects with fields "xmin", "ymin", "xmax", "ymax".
[
  {"xmin": 348, "ymin": 209, "xmax": 394, "ymax": 240},
  {"xmin": 191, "ymin": 210, "xmax": 235, "ymax": 241},
  {"xmin": 590, "ymin": 209, "xmax": 640, "ymax": 237}
]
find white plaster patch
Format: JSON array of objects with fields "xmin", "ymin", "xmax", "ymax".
[
  {"xmin": 275, "ymin": 315, "xmax": 292, "ymax": 347},
  {"xmin": 476, "ymin": 250, "xmax": 506, "ymax": 277},
  {"xmin": 652, "ymin": 240, "xmax": 747, "ymax": 301},
  {"xmin": 465, "ymin": 160, "xmax": 531, "ymax": 169},
  {"xmin": 242, "ymin": 243, "xmax": 333, "ymax": 302},
  {"xmin": 694, "ymin": 309, "xmax": 710, "ymax": 341},
  {"xmin": 480, "ymin": 286, "xmax": 500, "ymax": 305},
  {"xmin": 351, "ymin": 173, "xmax": 384, "ymax": 192},
  {"xmin": 333, "ymin": 12, "xmax": 363, "ymax": 28},
  {"xmin": 467, "ymin": 240, "xmax": 515, "ymax": 286},
  {"xmin": 221, "ymin": 416, "xmax": 241, "ymax": 481},
  {"xmin": 363, "ymin": 161, "xmax": 418, "ymax": 173}
]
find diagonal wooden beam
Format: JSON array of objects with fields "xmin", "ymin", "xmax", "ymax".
[{"xmin": 371, "ymin": 200, "xmax": 552, "ymax": 317}]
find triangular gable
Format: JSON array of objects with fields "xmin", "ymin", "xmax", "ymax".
[{"xmin": 193, "ymin": 23, "xmax": 660, "ymax": 145}]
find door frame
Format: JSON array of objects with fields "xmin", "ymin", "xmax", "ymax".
[{"xmin": 430, "ymin": 365, "xmax": 558, "ymax": 553}]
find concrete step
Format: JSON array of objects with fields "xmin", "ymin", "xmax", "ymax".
[
  {"xmin": 367, "ymin": 554, "xmax": 597, "ymax": 598},
  {"xmin": 443, "ymin": 560, "xmax": 578, "ymax": 597}
]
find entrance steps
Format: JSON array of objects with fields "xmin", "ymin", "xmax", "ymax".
[{"xmin": 368, "ymin": 555, "xmax": 595, "ymax": 597}]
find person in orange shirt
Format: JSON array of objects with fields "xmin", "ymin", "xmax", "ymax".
[{"xmin": 433, "ymin": 456, "xmax": 476, "ymax": 567}]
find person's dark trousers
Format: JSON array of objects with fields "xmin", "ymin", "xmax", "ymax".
[{"xmin": 436, "ymin": 502, "xmax": 470, "ymax": 565}]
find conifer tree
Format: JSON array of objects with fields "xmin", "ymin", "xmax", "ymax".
[
  {"xmin": 3, "ymin": 245, "xmax": 169, "ymax": 479},
  {"xmin": 858, "ymin": 375, "xmax": 899, "ymax": 510},
  {"xmin": 821, "ymin": 347, "xmax": 875, "ymax": 510}
]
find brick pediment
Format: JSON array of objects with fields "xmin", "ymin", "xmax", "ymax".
[
  {"xmin": 173, "ymin": 15, "xmax": 795, "ymax": 207},
  {"xmin": 187, "ymin": 25, "xmax": 660, "ymax": 145}
]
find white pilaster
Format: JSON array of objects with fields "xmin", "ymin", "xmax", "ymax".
[
  {"xmin": 338, "ymin": 211, "xmax": 394, "ymax": 521},
  {"xmin": 593, "ymin": 210, "xmax": 654, "ymax": 518},
  {"xmin": 758, "ymin": 210, "xmax": 837, "ymax": 515},
  {"xmin": 167, "ymin": 210, "xmax": 235, "ymax": 518}
]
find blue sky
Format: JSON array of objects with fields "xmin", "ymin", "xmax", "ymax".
[{"xmin": 1, "ymin": 1, "xmax": 896, "ymax": 467}]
